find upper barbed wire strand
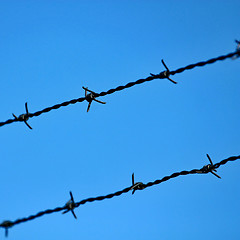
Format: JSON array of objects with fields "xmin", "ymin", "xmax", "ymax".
[{"xmin": 0, "ymin": 49, "xmax": 239, "ymax": 128}]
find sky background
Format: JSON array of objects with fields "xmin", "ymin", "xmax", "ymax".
[{"xmin": 0, "ymin": 0, "xmax": 240, "ymax": 239}]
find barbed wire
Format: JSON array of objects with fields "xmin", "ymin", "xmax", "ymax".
[
  {"xmin": 1, "ymin": 154, "xmax": 239, "ymax": 237},
  {"xmin": 0, "ymin": 41, "xmax": 239, "ymax": 129}
]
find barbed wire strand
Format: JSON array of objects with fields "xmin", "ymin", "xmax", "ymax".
[
  {"xmin": 0, "ymin": 48, "xmax": 239, "ymax": 128},
  {"xmin": 1, "ymin": 154, "xmax": 239, "ymax": 236}
]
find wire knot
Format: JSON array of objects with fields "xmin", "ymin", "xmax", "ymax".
[
  {"xmin": 82, "ymin": 87, "xmax": 106, "ymax": 112},
  {"xmin": 62, "ymin": 191, "xmax": 77, "ymax": 219},
  {"xmin": 12, "ymin": 102, "xmax": 32, "ymax": 129},
  {"xmin": 131, "ymin": 173, "xmax": 146, "ymax": 194},
  {"xmin": 200, "ymin": 154, "xmax": 221, "ymax": 179},
  {"xmin": 0, "ymin": 220, "xmax": 13, "ymax": 237},
  {"xmin": 150, "ymin": 59, "xmax": 177, "ymax": 84}
]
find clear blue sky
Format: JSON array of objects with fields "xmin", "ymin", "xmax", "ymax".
[{"xmin": 0, "ymin": 1, "xmax": 239, "ymax": 239}]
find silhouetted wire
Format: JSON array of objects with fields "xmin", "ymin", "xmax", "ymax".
[
  {"xmin": 0, "ymin": 49, "xmax": 239, "ymax": 128},
  {"xmin": 1, "ymin": 155, "xmax": 239, "ymax": 234}
]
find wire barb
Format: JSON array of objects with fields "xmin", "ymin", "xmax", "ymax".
[
  {"xmin": 199, "ymin": 154, "xmax": 221, "ymax": 179},
  {"xmin": 232, "ymin": 39, "xmax": 240, "ymax": 59},
  {"xmin": 150, "ymin": 59, "xmax": 177, "ymax": 84},
  {"xmin": 12, "ymin": 102, "xmax": 32, "ymax": 130},
  {"xmin": 82, "ymin": 87, "xmax": 106, "ymax": 112},
  {"xmin": 131, "ymin": 173, "xmax": 146, "ymax": 194},
  {"xmin": 62, "ymin": 191, "xmax": 77, "ymax": 219},
  {"xmin": 0, "ymin": 220, "xmax": 13, "ymax": 237}
]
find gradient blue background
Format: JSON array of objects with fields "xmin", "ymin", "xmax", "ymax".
[{"xmin": 0, "ymin": 1, "xmax": 239, "ymax": 239}]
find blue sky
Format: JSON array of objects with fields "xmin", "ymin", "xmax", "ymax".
[{"xmin": 0, "ymin": 1, "xmax": 239, "ymax": 239}]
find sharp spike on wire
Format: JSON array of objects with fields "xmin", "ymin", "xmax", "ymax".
[
  {"xmin": 161, "ymin": 59, "xmax": 177, "ymax": 84},
  {"xmin": 0, "ymin": 221, "xmax": 13, "ymax": 238},
  {"xmin": 201, "ymin": 154, "xmax": 221, "ymax": 179},
  {"xmin": 232, "ymin": 39, "xmax": 240, "ymax": 59},
  {"xmin": 235, "ymin": 39, "xmax": 240, "ymax": 50},
  {"xmin": 62, "ymin": 191, "xmax": 77, "ymax": 219},
  {"xmin": 25, "ymin": 102, "xmax": 29, "ymax": 115},
  {"xmin": 131, "ymin": 173, "xmax": 145, "ymax": 194},
  {"xmin": 82, "ymin": 87, "xmax": 106, "ymax": 112},
  {"xmin": 206, "ymin": 154, "xmax": 213, "ymax": 165},
  {"xmin": 150, "ymin": 59, "xmax": 177, "ymax": 84},
  {"xmin": 12, "ymin": 102, "xmax": 32, "ymax": 130}
]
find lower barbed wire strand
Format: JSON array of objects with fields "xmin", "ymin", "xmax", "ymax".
[{"xmin": 1, "ymin": 155, "xmax": 239, "ymax": 232}]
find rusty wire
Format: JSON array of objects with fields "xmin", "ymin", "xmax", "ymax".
[
  {"xmin": 0, "ymin": 44, "xmax": 239, "ymax": 129},
  {"xmin": 1, "ymin": 154, "xmax": 239, "ymax": 236}
]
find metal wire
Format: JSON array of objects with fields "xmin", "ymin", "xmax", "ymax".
[
  {"xmin": 0, "ymin": 48, "xmax": 239, "ymax": 128},
  {"xmin": 1, "ymin": 155, "xmax": 239, "ymax": 235}
]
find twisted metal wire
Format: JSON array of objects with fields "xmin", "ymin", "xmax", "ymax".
[
  {"xmin": 1, "ymin": 155, "xmax": 239, "ymax": 235},
  {"xmin": 0, "ymin": 48, "xmax": 239, "ymax": 128}
]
